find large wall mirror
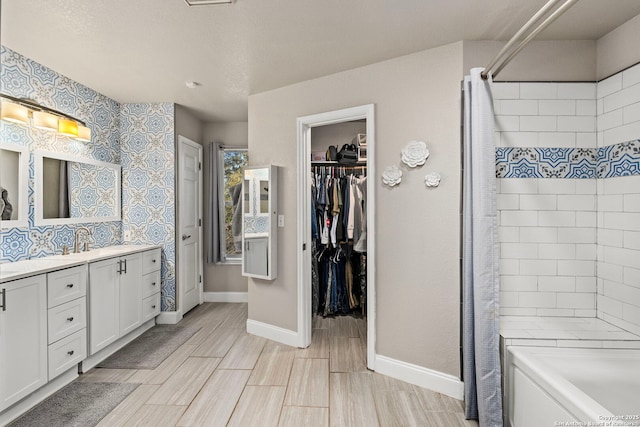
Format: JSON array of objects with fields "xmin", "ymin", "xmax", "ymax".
[
  {"xmin": 0, "ymin": 143, "xmax": 29, "ymax": 229},
  {"xmin": 242, "ymin": 165, "xmax": 278, "ymax": 280},
  {"xmin": 34, "ymin": 150, "xmax": 121, "ymax": 226}
]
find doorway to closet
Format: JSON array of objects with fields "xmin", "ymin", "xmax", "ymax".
[{"xmin": 296, "ymin": 104, "xmax": 376, "ymax": 370}]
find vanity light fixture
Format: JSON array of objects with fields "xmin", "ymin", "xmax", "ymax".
[{"xmin": 0, "ymin": 93, "xmax": 91, "ymax": 142}]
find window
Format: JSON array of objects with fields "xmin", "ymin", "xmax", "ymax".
[{"xmin": 218, "ymin": 148, "xmax": 248, "ymax": 263}]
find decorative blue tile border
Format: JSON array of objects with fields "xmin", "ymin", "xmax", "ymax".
[{"xmin": 496, "ymin": 140, "xmax": 640, "ymax": 179}]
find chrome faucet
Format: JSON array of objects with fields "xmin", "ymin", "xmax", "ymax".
[{"xmin": 74, "ymin": 227, "xmax": 92, "ymax": 253}]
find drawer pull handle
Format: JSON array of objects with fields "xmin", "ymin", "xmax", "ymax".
[
  {"xmin": 151, "ymin": 305, "xmax": 156, "ymax": 309},
  {"xmin": 152, "ymin": 259, "xmax": 157, "ymax": 263},
  {"xmin": 67, "ymin": 350, "xmax": 74, "ymax": 356},
  {"xmin": 66, "ymin": 283, "xmax": 74, "ymax": 288},
  {"xmin": 67, "ymin": 316, "xmax": 74, "ymax": 322},
  {"xmin": 0, "ymin": 288, "xmax": 5, "ymax": 312}
]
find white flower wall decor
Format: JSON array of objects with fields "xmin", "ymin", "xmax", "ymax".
[
  {"xmin": 425, "ymin": 172, "xmax": 441, "ymax": 188},
  {"xmin": 401, "ymin": 140, "xmax": 429, "ymax": 167},
  {"xmin": 382, "ymin": 165, "xmax": 403, "ymax": 187}
]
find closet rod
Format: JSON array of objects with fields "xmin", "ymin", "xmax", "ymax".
[{"xmin": 481, "ymin": 0, "xmax": 580, "ymax": 80}]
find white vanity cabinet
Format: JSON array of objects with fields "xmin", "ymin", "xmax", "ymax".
[
  {"xmin": 88, "ymin": 252, "xmax": 143, "ymax": 355},
  {"xmin": 141, "ymin": 249, "xmax": 161, "ymax": 322},
  {"xmin": 0, "ymin": 274, "xmax": 48, "ymax": 412}
]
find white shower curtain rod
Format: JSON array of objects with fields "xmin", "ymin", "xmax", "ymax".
[{"xmin": 481, "ymin": 0, "xmax": 581, "ymax": 80}]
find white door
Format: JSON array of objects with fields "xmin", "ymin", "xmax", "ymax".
[{"xmin": 178, "ymin": 136, "xmax": 203, "ymax": 315}]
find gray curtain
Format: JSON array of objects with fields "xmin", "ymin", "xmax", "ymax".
[
  {"xmin": 462, "ymin": 68, "xmax": 503, "ymax": 427},
  {"xmin": 207, "ymin": 142, "xmax": 223, "ymax": 263}
]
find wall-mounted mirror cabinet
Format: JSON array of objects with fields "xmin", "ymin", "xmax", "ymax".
[
  {"xmin": 34, "ymin": 150, "xmax": 121, "ymax": 226},
  {"xmin": 0, "ymin": 143, "xmax": 29, "ymax": 229},
  {"xmin": 242, "ymin": 165, "xmax": 277, "ymax": 280}
]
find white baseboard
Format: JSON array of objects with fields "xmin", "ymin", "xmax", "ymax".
[
  {"xmin": 156, "ymin": 310, "xmax": 183, "ymax": 324},
  {"xmin": 246, "ymin": 319, "xmax": 300, "ymax": 348},
  {"xmin": 204, "ymin": 292, "xmax": 248, "ymax": 303},
  {"xmin": 374, "ymin": 354, "xmax": 464, "ymax": 400}
]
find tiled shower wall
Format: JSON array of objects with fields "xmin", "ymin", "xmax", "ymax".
[{"xmin": 496, "ymin": 63, "xmax": 640, "ymax": 334}]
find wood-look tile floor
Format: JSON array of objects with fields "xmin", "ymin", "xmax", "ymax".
[{"xmin": 79, "ymin": 303, "xmax": 478, "ymax": 427}]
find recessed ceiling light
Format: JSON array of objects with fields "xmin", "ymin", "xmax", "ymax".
[
  {"xmin": 185, "ymin": 81, "xmax": 201, "ymax": 89},
  {"xmin": 184, "ymin": 0, "xmax": 233, "ymax": 5}
]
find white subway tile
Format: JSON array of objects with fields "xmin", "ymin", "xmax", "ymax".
[
  {"xmin": 576, "ymin": 277, "xmax": 597, "ymax": 293},
  {"xmin": 500, "ymin": 275, "xmax": 538, "ymax": 292},
  {"xmin": 558, "ymin": 227, "xmax": 595, "ymax": 243},
  {"xmin": 538, "ymin": 276, "xmax": 575, "ymax": 292},
  {"xmin": 597, "ymin": 73, "xmax": 622, "ymax": 99},
  {"xmin": 500, "ymin": 131, "xmax": 538, "ymax": 147},
  {"xmin": 604, "ymin": 281, "xmax": 640, "ymax": 305},
  {"xmin": 520, "ymin": 116, "xmax": 557, "ymax": 132},
  {"xmin": 604, "ymin": 246, "xmax": 640, "ymax": 269},
  {"xmin": 598, "ymin": 195, "xmax": 624, "ymax": 212},
  {"xmin": 624, "ymin": 231, "xmax": 640, "ymax": 250},
  {"xmin": 597, "ymin": 228, "xmax": 624, "ymax": 247},
  {"xmin": 622, "ymin": 304, "xmax": 640, "ymax": 328},
  {"xmin": 493, "ymin": 99, "xmax": 502, "ymax": 115},
  {"xmin": 501, "ymin": 291, "xmax": 519, "ymax": 307},
  {"xmin": 501, "ymin": 243, "xmax": 538, "ymax": 259},
  {"xmin": 597, "ymin": 211, "xmax": 605, "ymax": 228},
  {"xmin": 597, "ymin": 243, "xmax": 605, "ymax": 261},
  {"xmin": 558, "ymin": 260, "xmax": 595, "ymax": 276},
  {"xmin": 557, "ymin": 195, "xmax": 595, "ymax": 211},
  {"xmin": 557, "ymin": 116, "xmax": 596, "ymax": 132},
  {"xmin": 520, "ymin": 260, "xmax": 557, "ymax": 276},
  {"xmin": 500, "ymin": 179, "xmax": 539, "ymax": 194},
  {"xmin": 498, "ymin": 226, "xmax": 520, "ymax": 243},
  {"xmin": 520, "ymin": 195, "xmax": 557, "ymax": 211},
  {"xmin": 539, "ymin": 100, "xmax": 576, "ymax": 116},
  {"xmin": 573, "ymin": 310, "xmax": 598, "ymax": 318},
  {"xmin": 597, "ymin": 130, "xmax": 604, "ymax": 147},
  {"xmin": 538, "ymin": 132, "xmax": 575, "ymax": 148},
  {"xmin": 501, "ymin": 99, "xmax": 538, "ymax": 115},
  {"xmin": 557, "ymin": 293, "xmax": 595, "ymax": 309},
  {"xmin": 501, "ymin": 259, "xmax": 520, "ymax": 275},
  {"xmin": 500, "ymin": 308, "xmax": 539, "ymax": 317},
  {"xmin": 538, "ymin": 180, "xmax": 575, "ymax": 194},
  {"xmin": 538, "ymin": 211, "xmax": 575, "ymax": 227},
  {"xmin": 603, "ymin": 212, "xmax": 640, "ymax": 231},
  {"xmin": 622, "ymin": 64, "xmax": 640, "ymax": 89},
  {"xmin": 492, "ymin": 82, "xmax": 520, "ymax": 99},
  {"xmin": 597, "ymin": 109, "xmax": 624, "ymax": 131},
  {"xmin": 622, "ymin": 102, "xmax": 640, "ymax": 125},
  {"xmin": 538, "ymin": 243, "xmax": 576, "ymax": 260},
  {"xmin": 597, "ymin": 278, "xmax": 604, "ymax": 295},
  {"xmin": 576, "ymin": 132, "xmax": 596, "ymax": 148},
  {"xmin": 501, "ymin": 211, "xmax": 538, "ymax": 227},
  {"xmin": 518, "ymin": 291, "xmax": 557, "ymax": 308},
  {"xmin": 599, "ymin": 299, "xmax": 625, "ymax": 321},
  {"xmin": 557, "ymin": 83, "xmax": 595, "ymax": 100},
  {"xmin": 575, "ymin": 244, "xmax": 596, "ymax": 260},
  {"xmin": 494, "ymin": 131, "xmax": 502, "ymax": 146},
  {"xmin": 603, "ymin": 82, "xmax": 640, "ymax": 113},
  {"xmin": 520, "ymin": 227, "xmax": 557, "ymax": 243},
  {"xmin": 576, "ymin": 100, "xmax": 596, "ymax": 116},
  {"xmin": 602, "ymin": 176, "xmax": 640, "ymax": 195},
  {"xmin": 574, "ymin": 180, "xmax": 597, "ymax": 195},
  {"xmin": 624, "ymin": 194, "xmax": 640, "ymax": 212},
  {"xmin": 624, "ymin": 267, "xmax": 640, "ymax": 287},
  {"xmin": 495, "ymin": 115, "xmax": 520, "ymax": 132},
  {"xmin": 520, "ymin": 83, "xmax": 557, "ymax": 99},
  {"xmin": 497, "ymin": 194, "xmax": 520, "ymax": 210},
  {"xmin": 576, "ymin": 212, "xmax": 596, "ymax": 227},
  {"xmin": 603, "ymin": 120, "xmax": 640, "ymax": 146},
  {"xmin": 597, "ymin": 98, "xmax": 604, "ymax": 115}
]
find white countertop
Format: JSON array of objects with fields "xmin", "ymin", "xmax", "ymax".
[{"xmin": 0, "ymin": 244, "xmax": 161, "ymax": 283}]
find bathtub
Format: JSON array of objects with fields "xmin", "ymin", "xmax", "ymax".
[{"xmin": 505, "ymin": 346, "xmax": 640, "ymax": 427}]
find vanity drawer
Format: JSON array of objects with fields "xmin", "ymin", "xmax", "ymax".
[
  {"xmin": 47, "ymin": 266, "xmax": 86, "ymax": 308},
  {"xmin": 48, "ymin": 329, "xmax": 86, "ymax": 381},
  {"xmin": 142, "ymin": 293, "xmax": 161, "ymax": 322},
  {"xmin": 142, "ymin": 270, "xmax": 161, "ymax": 299},
  {"xmin": 142, "ymin": 249, "xmax": 161, "ymax": 275},
  {"xmin": 47, "ymin": 297, "xmax": 86, "ymax": 344}
]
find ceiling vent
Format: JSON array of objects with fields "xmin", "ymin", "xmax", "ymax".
[{"xmin": 184, "ymin": 0, "xmax": 233, "ymax": 5}]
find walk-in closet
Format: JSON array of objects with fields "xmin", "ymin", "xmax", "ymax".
[{"xmin": 309, "ymin": 120, "xmax": 368, "ymax": 348}]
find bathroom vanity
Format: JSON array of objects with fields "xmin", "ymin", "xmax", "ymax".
[{"xmin": 0, "ymin": 244, "xmax": 161, "ymax": 422}]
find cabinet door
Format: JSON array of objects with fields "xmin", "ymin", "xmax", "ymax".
[
  {"xmin": 0, "ymin": 275, "xmax": 48, "ymax": 411},
  {"xmin": 119, "ymin": 253, "xmax": 142, "ymax": 336},
  {"xmin": 88, "ymin": 258, "xmax": 120, "ymax": 355}
]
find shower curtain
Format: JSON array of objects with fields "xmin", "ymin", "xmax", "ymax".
[{"xmin": 462, "ymin": 68, "xmax": 503, "ymax": 427}]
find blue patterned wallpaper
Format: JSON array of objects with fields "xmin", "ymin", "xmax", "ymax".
[
  {"xmin": 120, "ymin": 103, "xmax": 176, "ymax": 311},
  {"xmin": 496, "ymin": 140, "xmax": 640, "ymax": 179},
  {"xmin": 0, "ymin": 46, "xmax": 122, "ymax": 261}
]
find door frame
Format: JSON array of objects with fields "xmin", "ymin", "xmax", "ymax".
[
  {"xmin": 177, "ymin": 135, "xmax": 204, "ymax": 315},
  {"xmin": 296, "ymin": 104, "xmax": 376, "ymax": 370}
]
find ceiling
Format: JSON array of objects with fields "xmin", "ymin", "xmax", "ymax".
[{"xmin": 2, "ymin": 0, "xmax": 640, "ymax": 123}]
